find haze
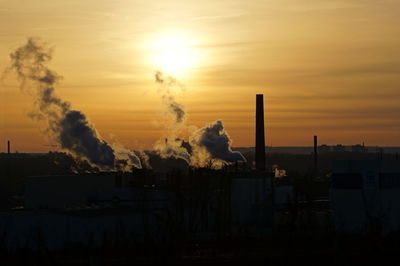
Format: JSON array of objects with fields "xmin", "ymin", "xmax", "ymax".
[{"xmin": 1, "ymin": 0, "xmax": 400, "ymax": 152}]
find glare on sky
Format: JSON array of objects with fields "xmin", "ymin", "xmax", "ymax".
[{"xmin": 145, "ymin": 31, "xmax": 202, "ymax": 77}]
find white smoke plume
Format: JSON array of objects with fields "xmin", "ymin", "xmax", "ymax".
[
  {"xmin": 154, "ymin": 137, "xmax": 191, "ymax": 163},
  {"xmin": 153, "ymin": 71, "xmax": 246, "ymax": 168},
  {"xmin": 190, "ymin": 120, "xmax": 246, "ymax": 168},
  {"xmin": 5, "ymin": 38, "xmax": 142, "ymax": 170},
  {"xmin": 153, "ymin": 71, "xmax": 191, "ymax": 162}
]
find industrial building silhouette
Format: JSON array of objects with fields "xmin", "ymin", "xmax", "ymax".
[{"xmin": 1, "ymin": 94, "xmax": 400, "ymax": 265}]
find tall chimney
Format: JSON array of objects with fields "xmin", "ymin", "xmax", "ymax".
[
  {"xmin": 7, "ymin": 140, "xmax": 10, "ymax": 154},
  {"xmin": 313, "ymin": 135, "xmax": 318, "ymax": 173},
  {"xmin": 255, "ymin": 94, "xmax": 266, "ymax": 171}
]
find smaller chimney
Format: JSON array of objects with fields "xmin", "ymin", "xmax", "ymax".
[
  {"xmin": 7, "ymin": 140, "xmax": 10, "ymax": 154},
  {"xmin": 313, "ymin": 136, "xmax": 318, "ymax": 174}
]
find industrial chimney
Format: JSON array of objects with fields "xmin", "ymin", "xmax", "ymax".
[
  {"xmin": 7, "ymin": 140, "xmax": 10, "ymax": 154},
  {"xmin": 313, "ymin": 135, "xmax": 318, "ymax": 174},
  {"xmin": 255, "ymin": 94, "xmax": 266, "ymax": 171}
]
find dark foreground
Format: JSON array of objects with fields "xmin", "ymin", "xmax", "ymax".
[{"xmin": 1, "ymin": 232, "xmax": 400, "ymax": 266}]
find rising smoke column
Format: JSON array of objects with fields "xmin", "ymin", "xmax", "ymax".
[
  {"xmin": 153, "ymin": 71, "xmax": 191, "ymax": 163},
  {"xmin": 153, "ymin": 71, "xmax": 245, "ymax": 168},
  {"xmin": 5, "ymin": 38, "xmax": 141, "ymax": 169},
  {"xmin": 154, "ymin": 71, "xmax": 185, "ymax": 124}
]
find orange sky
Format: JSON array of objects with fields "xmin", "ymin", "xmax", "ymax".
[{"xmin": 1, "ymin": 0, "xmax": 400, "ymax": 152}]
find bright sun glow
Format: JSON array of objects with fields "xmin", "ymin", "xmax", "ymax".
[{"xmin": 146, "ymin": 32, "xmax": 200, "ymax": 77}]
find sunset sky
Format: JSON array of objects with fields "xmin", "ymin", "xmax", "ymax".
[{"xmin": 1, "ymin": 0, "xmax": 400, "ymax": 152}]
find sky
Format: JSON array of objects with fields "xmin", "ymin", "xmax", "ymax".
[{"xmin": 1, "ymin": 0, "xmax": 400, "ymax": 152}]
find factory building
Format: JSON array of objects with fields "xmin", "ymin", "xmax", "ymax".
[
  {"xmin": 25, "ymin": 173, "xmax": 117, "ymax": 209},
  {"xmin": 332, "ymin": 144, "xmax": 346, "ymax": 153},
  {"xmin": 330, "ymin": 160, "xmax": 400, "ymax": 233}
]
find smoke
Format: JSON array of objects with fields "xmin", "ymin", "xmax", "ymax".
[
  {"xmin": 153, "ymin": 70, "xmax": 190, "ymax": 163},
  {"xmin": 5, "ymin": 38, "xmax": 245, "ymax": 170},
  {"xmin": 154, "ymin": 71, "xmax": 185, "ymax": 124},
  {"xmin": 169, "ymin": 101, "xmax": 185, "ymax": 124},
  {"xmin": 59, "ymin": 111, "xmax": 116, "ymax": 168},
  {"xmin": 153, "ymin": 71, "xmax": 245, "ymax": 168},
  {"xmin": 134, "ymin": 150, "xmax": 152, "ymax": 169},
  {"xmin": 154, "ymin": 138, "xmax": 191, "ymax": 163},
  {"xmin": 190, "ymin": 120, "xmax": 246, "ymax": 168},
  {"xmin": 5, "ymin": 38, "xmax": 142, "ymax": 169}
]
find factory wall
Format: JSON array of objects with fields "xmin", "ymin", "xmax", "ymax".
[
  {"xmin": 230, "ymin": 174, "xmax": 274, "ymax": 235},
  {"xmin": 25, "ymin": 174, "xmax": 116, "ymax": 209},
  {"xmin": 330, "ymin": 160, "xmax": 400, "ymax": 233},
  {"xmin": 0, "ymin": 208, "xmax": 170, "ymax": 252}
]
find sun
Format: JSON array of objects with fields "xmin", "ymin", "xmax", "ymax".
[{"xmin": 146, "ymin": 32, "xmax": 199, "ymax": 77}]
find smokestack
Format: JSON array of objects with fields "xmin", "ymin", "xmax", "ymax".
[
  {"xmin": 7, "ymin": 140, "xmax": 10, "ymax": 154},
  {"xmin": 313, "ymin": 135, "xmax": 318, "ymax": 173},
  {"xmin": 255, "ymin": 94, "xmax": 266, "ymax": 171}
]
